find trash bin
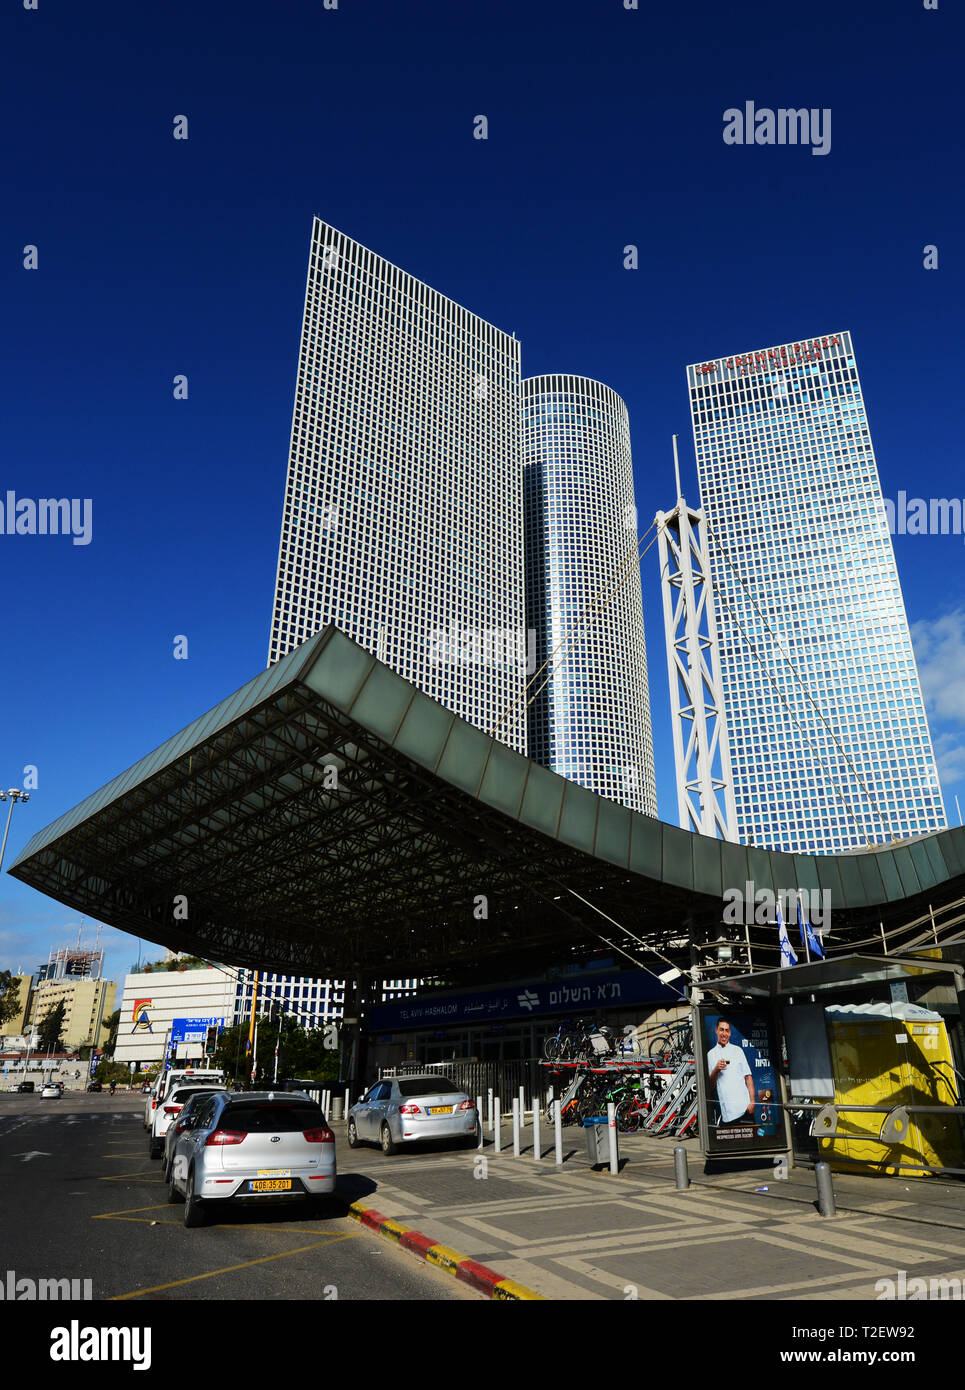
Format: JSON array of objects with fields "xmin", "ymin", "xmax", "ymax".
[{"xmin": 584, "ymin": 1115, "xmax": 612, "ymax": 1165}]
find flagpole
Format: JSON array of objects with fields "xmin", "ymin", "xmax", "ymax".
[
  {"xmin": 799, "ymin": 893, "xmax": 811, "ymax": 963},
  {"xmin": 247, "ymin": 971, "xmax": 260, "ymax": 1085}
]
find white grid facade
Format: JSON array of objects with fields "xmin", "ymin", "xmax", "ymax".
[
  {"xmin": 269, "ymin": 218, "xmax": 527, "ymax": 753},
  {"xmin": 523, "ymin": 375, "xmax": 657, "ymax": 815},
  {"xmin": 233, "ymin": 972, "xmax": 422, "ymax": 1027},
  {"xmin": 233, "ymin": 971, "xmax": 347, "ymax": 1028},
  {"xmin": 688, "ymin": 331, "xmax": 946, "ymax": 853}
]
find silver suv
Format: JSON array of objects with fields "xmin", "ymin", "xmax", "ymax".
[{"xmin": 167, "ymin": 1090, "xmax": 337, "ymax": 1227}]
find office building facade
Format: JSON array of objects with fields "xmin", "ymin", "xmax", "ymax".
[
  {"xmin": 687, "ymin": 330, "xmax": 946, "ymax": 853},
  {"xmin": 28, "ymin": 977, "xmax": 116, "ymax": 1051},
  {"xmin": 268, "ymin": 218, "xmax": 527, "ymax": 752},
  {"xmin": 523, "ymin": 375, "xmax": 657, "ymax": 814}
]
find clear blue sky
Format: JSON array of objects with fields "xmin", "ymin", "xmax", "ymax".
[{"xmin": 2, "ymin": 0, "xmax": 963, "ymax": 987}]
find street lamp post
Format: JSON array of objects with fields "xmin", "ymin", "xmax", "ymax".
[
  {"xmin": 0, "ymin": 789, "xmax": 30, "ymax": 877},
  {"xmin": 1, "ymin": 791, "xmax": 30, "ymax": 1082}
]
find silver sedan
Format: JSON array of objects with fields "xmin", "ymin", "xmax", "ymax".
[{"xmin": 348, "ymin": 1075, "xmax": 478, "ymax": 1154}]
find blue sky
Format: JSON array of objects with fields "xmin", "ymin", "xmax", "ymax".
[{"xmin": 2, "ymin": 0, "xmax": 963, "ymax": 986}]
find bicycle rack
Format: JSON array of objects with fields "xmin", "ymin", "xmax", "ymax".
[
  {"xmin": 644, "ymin": 1062, "xmax": 696, "ymax": 1134},
  {"xmin": 551, "ymin": 1069, "xmax": 587, "ymax": 1120},
  {"xmin": 674, "ymin": 1086, "xmax": 700, "ymax": 1137}
]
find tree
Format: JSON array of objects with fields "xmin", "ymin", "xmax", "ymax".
[
  {"xmin": 0, "ymin": 972, "xmax": 22, "ymax": 1027},
  {"xmin": 212, "ymin": 1012, "xmax": 342, "ymax": 1085},
  {"xmin": 36, "ymin": 1000, "xmax": 67, "ymax": 1054},
  {"xmin": 94, "ymin": 1060, "xmax": 132, "ymax": 1087},
  {"xmin": 101, "ymin": 1009, "xmax": 121, "ymax": 1053}
]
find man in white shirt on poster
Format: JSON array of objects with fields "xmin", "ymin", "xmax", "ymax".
[{"xmin": 707, "ymin": 1019, "xmax": 755, "ymax": 1125}]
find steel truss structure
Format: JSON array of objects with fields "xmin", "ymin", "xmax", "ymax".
[
  {"xmin": 655, "ymin": 442, "xmax": 737, "ymax": 841},
  {"xmin": 10, "ymin": 626, "xmax": 965, "ymax": 983}
]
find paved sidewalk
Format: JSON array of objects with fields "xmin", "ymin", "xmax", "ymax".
[{"xmin": 336, "ymin": 1124, "xmax": 965, "ymax": 1301}]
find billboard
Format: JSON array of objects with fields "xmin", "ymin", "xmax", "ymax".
[{"xmin": 696, "ymin": 1004, "xmax": 788, "ymax": 1157}]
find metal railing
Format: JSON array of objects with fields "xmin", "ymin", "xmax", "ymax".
[
  {"xmin": 379, "ymin": 1059, "xmax": 538, "ymax": 1108},
  {"xmin": 782, "ymin": 1098, "xmax": 965, "ymax": 1177}
]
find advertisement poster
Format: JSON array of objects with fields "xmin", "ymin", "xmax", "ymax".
[{"xmin": 697, "ymin": 1006, "xmax": 787, "ymax": 1156}]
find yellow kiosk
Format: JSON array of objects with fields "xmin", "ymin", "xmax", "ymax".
[{"xmin": 821, "ymin": 1002, "xmax": 964, "ymax": 1176}]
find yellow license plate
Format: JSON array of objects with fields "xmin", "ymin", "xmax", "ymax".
[
  {"xmin": 428, "ymin": 1105, "xmax": 453, "ymax": 1115},
  {"xmin": 249, "ymin": 1179, "xmax": 292, "ymax": 1192}
]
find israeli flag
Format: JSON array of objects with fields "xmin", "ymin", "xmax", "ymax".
[
  {"xmin": 777, "ymin": 899, "xmax": 798, "ymax": 967},
  {"xmin": 797, "ymin": 894, "xmax": 825, "ymax": 960}
]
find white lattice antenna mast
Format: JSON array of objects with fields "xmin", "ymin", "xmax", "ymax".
[{"xmin": 655, "ymin": 435, "xmax": 738, "ymax": 841}]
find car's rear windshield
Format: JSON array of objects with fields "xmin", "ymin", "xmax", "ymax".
[
  {"xmin": 222, "ymin": 1102, "xmax": 323, "ymax": 1133},
  {"xmin": 397, "ymin": 1077, "xmax": 461, "ymax": 1098},
  {"xmin": 169, "ymin": 1087, "xmax": 222, "ymax": 1103}
]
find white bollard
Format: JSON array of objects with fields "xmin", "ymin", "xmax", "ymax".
[
  {"xmin": 323, "ymin": 1089, "xmax": 330, "ymax": 1120},
  {"xmin": 344, "ymin": 1086, "xmax": 350, "ymax": 1120},
  {"xmin": 519, "ymin": 1085, "xmax": 526, "ymax": 1125},
  {"xmin": 494, "ymin": 1098, "xmax": 501, "ymax": 1153},
  {"xmin": 487, "ymin": 1088, "xmax": 494, "ymax": 1132},
  {"xmin": 533, "ymin": 1100, "xmax": 541, "ymax": 1161},
  {"xmin": 476, "ymin": 1095, "xmax": 484, "ymax": 1149},
  {"xmin": 512, "ymin": 1098, "xmax": 521, "ymax": 1156},
  {"xmin": 554, "ymin": 1098, "xmax": 563, "ymax": 1166},
  {"xmin": 608, "ymin": 1101, "xmax": 618, "ymax": 1175}
]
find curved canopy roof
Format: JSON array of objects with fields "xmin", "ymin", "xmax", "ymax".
[{"xmin": 10, "ymin": 626, "xmax": 965, "ymax": 979}]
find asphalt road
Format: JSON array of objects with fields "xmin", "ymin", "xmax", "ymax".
[{"xmin": 0, "ymin": 1094, "xmax": 478, "ymax": 1302}]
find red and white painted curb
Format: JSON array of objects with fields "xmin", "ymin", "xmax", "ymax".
[{"xmin": 348, "ymin": 1202, "xmax": 544, "ymax": 1300}]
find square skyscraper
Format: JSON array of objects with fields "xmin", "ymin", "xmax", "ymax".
[
  {"xmin": 688, "ymin": 331, "xmax": 946, "ymax": 854},
  {"xmin": 269, "ymin": 219, "xmax": 527, "ymax": 753}
]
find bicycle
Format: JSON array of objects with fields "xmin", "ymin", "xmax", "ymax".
[
  {"xmin": 543, "ymin": 1021, "xmax": 579, "ymax": 1063},
  {"xmin": 647, "ymin": 1019, "xmax": 694, "ymax": 1066},
  {"xmin": 543, "ymin": 1018, "xmax": 617, "ymax": 1064}
]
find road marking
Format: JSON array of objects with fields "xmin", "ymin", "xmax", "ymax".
[
  {"xmin": 11, "ymin": 1151, "xmax": 51, "ymax": 1162},
  {"xmin": 98, "ymin": 1171, "xmax": 165, "ymax": 1182},
  {"xmin": 109, "ymin": 1233, "xmax": 359, "ymax": 1300},
  {"xmin": 93, "ymin": 1202, "xmax": 354, "ymax": 1238},
  {"xmin": 93, "ymin": 1203, "xmax": 173, "ymax": 1219},
  {"xmin": 95, "ymin": 1215, "xmax": 182, "ymax": 1225}
]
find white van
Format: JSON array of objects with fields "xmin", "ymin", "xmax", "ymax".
[{"xmin": 143, "ymin": 1068, "xmax": 227, "ymax": 1129}]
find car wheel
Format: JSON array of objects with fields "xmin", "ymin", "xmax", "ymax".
[
  {"xmin": 380, "ymin": 1123, "xmax": 397, "ymax": 1156},
  {"xmin": 347, "ymin": 1119, "xmax": 359, "ymax": 1149},
  {"xmin": 183, "ymin": 1170, "xmax": 206, "ymax": 1227},
  {"xmin": 166, "ymin": 1166, "xmax": 182, "ymax": 1204},
  {"xmin": 148, "ymin": 1136, "xmax": 162, "ymax": 1159}
]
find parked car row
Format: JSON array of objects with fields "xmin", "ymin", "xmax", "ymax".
[
  {"xmin": 5, "ymin": 1080, "xmax": 65, "ymax": 1095},
  {"xmin": 0, "ymin": 1069, "xmax": 472, "ymax": 1228}
]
